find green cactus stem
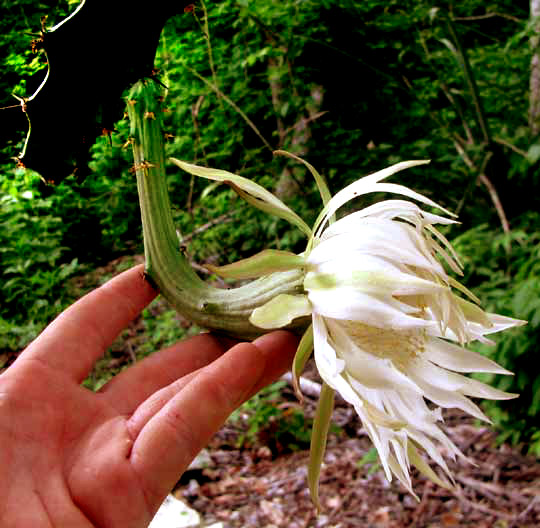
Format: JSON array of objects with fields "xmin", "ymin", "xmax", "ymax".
[
  {"xmin": 128, "ymin": 79, "xmax": 307, "ymax": 339},
  {"xmin": 18, "ymin": 0, "xmax": 181, "ymax": 181}
]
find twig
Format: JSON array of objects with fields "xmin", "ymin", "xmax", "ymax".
[
  {"xmin": 508, "ymin": 496, "xmax": 540, "ymax": 528},
  {"xmin": 127, "ymin": 342, "xmax": 137, "ymax": 364},
  {"xmin": 478, "ymin": 172, "xmax": 510, "ymax": 233},
  {"xmin": 446, "ymin": 17, "xmax": 491, "ymax": 144},
  {"xmin": 190, "ymin": 0, "xmax": 222, "ymax": 110},
  {"xmin": 493, "ymin": 136, "xmax": 528, "ymax": 158},
  {"xmin": 268, "ymin": 56, "xmax": 287, "ymax": 148},
  {"xmin": 188, "ymin": 95, "xmax": 207, "ymax": 214},
  {"xmin": 178, "ymin": 212, "xmax": 236, "ymax": 245},
  {"xmin": 191, "ymin": 95, "xmax": 207, "ymax": 161},
  {"xmin": 456, "ymin": 490, "xmax": 515, "ymax": 521},
  {"xmin": 189, "ymin": 261, "xmax": 227, "ymax": 288},
  {"xmin": 415, "ymin": 35, "xmax": 475, "ymax": 146},
  {"xmin": 452, "ymin": 12, "xmax": 522, "ymax": 24},
  {"xmin": 410, "ymin": 481, "xmax": 433, "ymax": 527},
  {"xmin": 530, "ymin": 2, "xmax": 540, "ymax": 135},
  {"xmin": 185, "ymin": 64, "xmax": 274, "ymax": 152},
  {"xmin": 456, "ymin": 475, "xmax": 503, "ymax": 503},
  {"xmin": 282, "ymin": 111, "xmax": 328, "ymax": 137},
  {"xmin": 454, "ymin": 147, "xmax": 491, "ymax": 215},
  {"xmin": 453, "ymin": 141, "xmax": 510, "ymax": 233}
]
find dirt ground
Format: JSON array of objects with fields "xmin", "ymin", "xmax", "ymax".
[{"xmin": 173, "ymin": 376, "xmax": 540, "ymax": 528}]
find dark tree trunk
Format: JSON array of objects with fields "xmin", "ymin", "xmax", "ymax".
[{"xmin": 20, "ymin": 0, "xmax": 182, "ymax": 182}]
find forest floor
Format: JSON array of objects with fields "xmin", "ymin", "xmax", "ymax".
[
  {"xmin": 177, "ymin": 387, "xmax": 540, "ymax": 528},
  {"xmin": 4, "ymin": 258, "xmax": 540, "ymax": 527}
]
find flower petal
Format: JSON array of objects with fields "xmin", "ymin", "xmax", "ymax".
[
  {"xmin": 484, "ymin": 313, "xmax": 527, "ymax": 333},
  {"xmin": 313, "ymin": 169, "xmax": 456, "ymax": 239},
  {"xmin": 408, "ymin": 360, "xmax": 509, "ymax": 398},
  {"xmin": 274, "ymin": 150, "xmax": 332, "ymax": 207},
  {"xmin": 408, "ymin": 373, "xmax": 492, "ymax": 422},
  {"xmin": 425, "ymin": 337, "xmax": 513, "ymax": 374},
  {"xmin": 387, "ymin": 453, "xmax": 416, "ymax": 497},
  {"xmin": 228, "ymin": 182, "xmax": 312, "ymax": 237},
  {"xmin": 312, "ymin": 316, "xmax": 368, "ymax": 415},
  {"xmin": 311, "ymin": 160, "xmax": 431, "ymax": 233},
  {"xmin": 333, "ymin": 199, "xmax": 457, "ymax": 227},
  {"xmin": 308, "ymin": 288, "xmax": 433, "ymax": 329},
  {"xmin": 308, "ymin": 382, "xmax": 335, "ymax": 512},
  {"xmin": 408, "ymin": 443, "xmax": 454, "ymax": 491},
  {"xmin": 311, "ymin": 218, "xmax": 446, "ymax": 275},
  {"xmin": 305, "ymin": 267, "xmax": 443, "ymax": 297}
]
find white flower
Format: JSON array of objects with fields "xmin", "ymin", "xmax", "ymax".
[
  {"xmin": 174, "ymin": 156, "xmax": 525, "ymax": 499},
  {"xmin": 245, "ymin": 160, "xmax": 524, "ymax": 497},
  {"xmin": 304, "ymin": 197, "xmax": 523, "ymax": 494}
]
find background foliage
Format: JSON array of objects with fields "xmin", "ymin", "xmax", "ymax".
[{"xmin": 1, "ymin": 0, "xmax": 539, "ymax": 451}]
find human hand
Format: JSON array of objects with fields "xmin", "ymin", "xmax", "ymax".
[{"xmin": 0, "ymin": 265, "xmax": 298, "ymax": 527}]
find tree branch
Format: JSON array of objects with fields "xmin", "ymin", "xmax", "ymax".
[
  {"xmin": 18, "ymin": 0, "xmax": 182, "ymax": 182},
  {"xmin": 453, "ymin": 141, "xmax": 510, "ymax": 234}
]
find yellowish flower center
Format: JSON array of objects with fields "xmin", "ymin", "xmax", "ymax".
[{"xmin": 339, "ymin": 321, "xmax": 426, "ymax": 371}]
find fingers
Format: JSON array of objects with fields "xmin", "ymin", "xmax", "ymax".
[
  {"xmin": 100, "ymin": 333, "xmax": 237, "ymax": 414},
  {"xmin": 129, "ymin": 331, "xmax": 297, "ymax": 509},
  {"xmin": 245, "ymin": 331, "xmax": 301, "ymax": 396},
  {"xmin": 22, "ymin": 265, "xmax": 157, "ymax": 383}
]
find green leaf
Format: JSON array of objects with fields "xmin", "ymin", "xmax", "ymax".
[
  {"xmin": 274, "ymin": 150, "xmax": 332, "ymax": 207},
  {"xmin": 357, "ymin": 447, "xmax": 381, "ymax": 475}
]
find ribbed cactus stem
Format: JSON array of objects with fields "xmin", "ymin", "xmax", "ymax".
[{"xmin": 128, "ymin": 79, "xmax": 306, "ymax": 338}]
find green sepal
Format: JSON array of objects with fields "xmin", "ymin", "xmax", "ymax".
[
  {"xmin": 407, "ymin": 442, "xmax": 454, "ymax": 491},
  {"xmin": 308, "ymin": 382, "xmax": 335, "ymax": 512},
  {"xmin": 227, "ymin": 181, "xmax": 312, "ymax": 238},
  {"xmin": 207, "ymin": 249, "xmax": 306, "ymax": 279},
  {"xmin": 292, "ymin": 324, "xmax": 314, "ymax": 402},
  {"xmin": 447, "ymin": 276, "xmax": 481, "ymax": 305},
  {"xmin": 274, "ymin": 150, "xmax": 332, "ymax": 207},
  {"xmin": 455, "ymin": 296, "xmax": 492, "ymax": 327},
  {"xmin": 249, "ymin": 293, "xmax": 312, "ymax": 329},
  {"xmin": 170, "ymin": 158, "xmax": 312, "ymax": 238}
]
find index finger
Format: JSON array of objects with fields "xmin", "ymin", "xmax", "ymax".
[{"xmin": 21, "ymin": 264, "xmax": 157, "ymax": 383}]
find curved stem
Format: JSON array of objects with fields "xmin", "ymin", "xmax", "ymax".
[{"xmin": 128, "ymin": 79, "xmax": 306, "ymax": 338}]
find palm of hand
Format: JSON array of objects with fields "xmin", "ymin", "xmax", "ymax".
[
  {"xmin": 1, "ymin": 359, "xmax": 155, "ymax": 527},
  {"xmin": 0, "ymin": 266, "xmax": 296, "ymax": 527}
]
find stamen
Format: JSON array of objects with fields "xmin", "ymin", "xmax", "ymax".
[{"xmin": 340, "ymin": 321, "xmax": 427, "ymax": 370}]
